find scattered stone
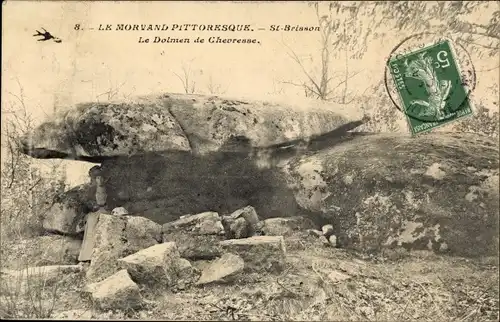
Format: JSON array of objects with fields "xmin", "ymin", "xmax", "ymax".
[
  {"xmin": 261, "ymin": 216, "xmax": 316, "ymax": 237},
  {"xmin": 195, "ymin": 253, "xmax": 244, "ymax": 285},
  {"xmin": 229, "ymin": 217, "xmax": 249, "ymax": 239},
  {"xmin": 174, "ymin": 258, "xmax": 201, "ymax": 290},
  {"xmin": 162, "ymin": 212, "xmax": 225, "ymax": 260},
  {"xmin": 118, "ymin": 242, "xmax": 181, "ymax": 288},
  {"xmin": 162, "ymin": 212, "xmax": 225, "ymax": 235},
  {"xmin": 228, "ymin": 206, "xmax": 260, "ymax": 234},
  {"xmin": 327, "ymin": 270, "xmax": 351, "ymax": 283},
  {"xmin": 328, "ymin": 235, "xmax": 337, "ymax": 247},
  {"xmin": 191, "ymin": 259, "xmax": 212, "ymax": 273},
  {"xmin": 124, "ymin": 216, "xmax": 163, "ymax": 246},
  {"xmin": 221, "ymin": 206, "xmax": 262, "ymax": 239},
  {"xmin": 111, "ymin": 207, "xmax": 129, "ymax": 216},
  {"xmin": 439, "ymin": 242, "xmax": 449, "ymax": 252},
  {"xmin": 86, "ymin": 214, "xmax": 162, "ymax": 283},
  {"xmin": 163, "ymin": 234, "xmax": 223, "ymax": 260},
  {"xmin": 85, "ymin": 269, "xmax": 144, "ymax": 312},
  {"xmin": 322, "ymin": 224, "xmax": 334, "ymax": 236},
  {"xmin": 219, "ymin": 236, "xmax": 286, "ymax": 273}
]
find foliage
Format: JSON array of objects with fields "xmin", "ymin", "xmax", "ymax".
[
  {"xmin": 286, "ymin": 1, "xmax": 498, "ymax": 103},
  {"xmin": 0, "ymin": 265, "xmax": 62, "ymax": 319},
  {"xmin": 0, "ymin": 84, "xmax": 67, "ymax": 240},
  {"xmin": 453, "ymin": 104, "xmax": 500, "ymax": 138}
]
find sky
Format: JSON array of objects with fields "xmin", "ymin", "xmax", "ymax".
[{"xmin": 2, "ymin": 1, "xmax": 498, "ymax": 186}]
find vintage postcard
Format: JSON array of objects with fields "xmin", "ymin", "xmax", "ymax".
[{"xmin": 1, "ymin": 1, "xmax": 499, "ymax": 321}]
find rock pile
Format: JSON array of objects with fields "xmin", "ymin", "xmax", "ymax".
[
  {"xmin": 80, "ymin": 205, "xmax": 296, "ymax": 311},
  {"xmin": 308, "ymin": 224, "xmax": 338, "ymax": 247},
  {"xmin": 3, "ymin": 204, "xmax": 317, "ymax": 312}
]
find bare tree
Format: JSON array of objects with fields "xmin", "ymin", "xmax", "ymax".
[
  {"xmin": 282, "ymin": 2, "xmax": 368, "ymax": 103},
  {"xmin": 173, "ymin": 60, "xmax": 198, "ymax": 94}
]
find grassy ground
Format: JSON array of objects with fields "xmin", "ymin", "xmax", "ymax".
[{"xmin": 1, "ymin": 232, "xmax": 498, "ymax": 321}]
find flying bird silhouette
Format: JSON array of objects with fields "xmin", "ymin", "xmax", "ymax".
[{"xmin": 33, "ymin": 27, "xmax": 62, "ymax": 43}]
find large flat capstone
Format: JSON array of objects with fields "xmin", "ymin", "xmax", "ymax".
[{"xmin": 20, "ymin": 92, "xmax": 365, "ymax": 160}]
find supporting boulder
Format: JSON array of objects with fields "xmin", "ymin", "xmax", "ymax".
[
  {"xmin": 43, "ymin": 184, "xmax": 94, "ymax": 236},
  {"xmin": 280, "ymin": 133, "xmax": 499, "ymax": 257}
]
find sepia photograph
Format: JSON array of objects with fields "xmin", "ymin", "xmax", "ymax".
[{"xmin": 1, "ymin": 1, "xmax": 499, "ymax": 320}]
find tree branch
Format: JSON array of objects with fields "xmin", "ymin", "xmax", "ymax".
[
  {"xmin": 281, "ymin": 39, "xmax": 323, "ymax": 97},
  {"xmin": 328, "ymin": 69, "xmax": 365, "ymax": 96}
]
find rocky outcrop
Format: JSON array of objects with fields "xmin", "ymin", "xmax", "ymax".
[
  {"xmin": 17, "ymin": 91, "xmax": 498, "ymax": 258},
  {"xmin": 280, "ymin": 133, "xmax": 499, "ymax": 257},
  {"xmin": 36, "ymin": 132, "xmax": 500, "ymax": 258}
]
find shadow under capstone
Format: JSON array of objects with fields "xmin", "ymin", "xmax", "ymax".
[
  {"xmin": 95, "ymin": 123, "xmax": 370, "ymax": 225},
  {"xmin": 99, "ymin": 150, "xmax": 298, "ymax": 224}
]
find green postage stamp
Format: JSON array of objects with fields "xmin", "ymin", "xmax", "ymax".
[{"xmin": 388, "ymin": 39, "xmax": 473, "ymax": 135}]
